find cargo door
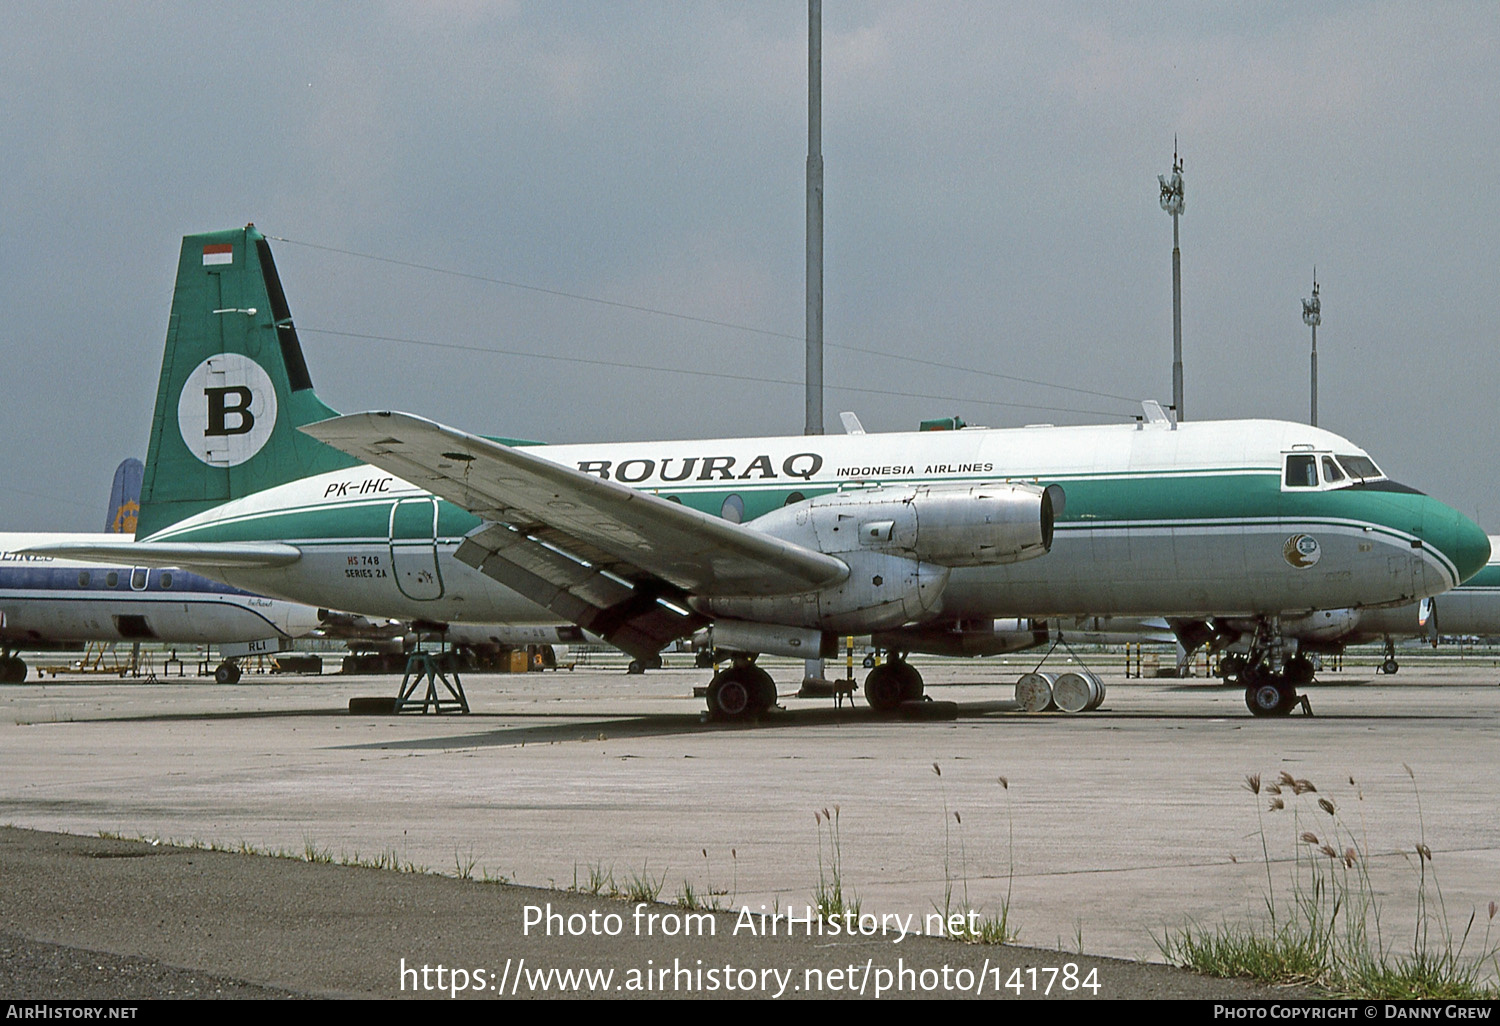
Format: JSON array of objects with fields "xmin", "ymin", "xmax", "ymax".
[{"xmin": 389, "ymin": 497, "xmax": 444, "ymax": 600}]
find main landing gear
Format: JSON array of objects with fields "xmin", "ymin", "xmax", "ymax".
[
  {"xmin": 704, "ymin": 656, "xmax": 779, "ymax": 720},
  {"xmin": 862, "ymin": 654, "xmax": 924, "ymax": 714},
  {"xmin": 701, "ymin": 651, "xmax": 928, "ymax": 720}
]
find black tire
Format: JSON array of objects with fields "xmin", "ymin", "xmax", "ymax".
[
  {"xmin": 2, "ymin": 657, "xmax": 26, "ymax": 684},
  {"xmin": 213, "ymin": 661, "xmax": 241, "ymax": 685},
  {"xmin": 750, "ymin": 667, "xmax": 778, "ymax": 712},
  {"xmin": 1381, "ymin": 658, "xmax": 1399, "ymax": 675},
  {"xmin": 892, "ymin": 660, "xmax": 924, "ymax": 701},
  {"xmin": 1244, "ymin": 673, "xmax": 1295, "ymax": 717},
  {"xmin": 706, "ymin": 670, "xmax": 754, "ymax": 719},
  {"xmin": 1219, "ymin": 654, "xmax": 1247, "ymax": 681},
  {"xmin": 861, "ymin": 654, "xmax": 876, "ymax": 669},
  {"xmin": 863, "ymin": 664, "xmax": 905, "ymax": 713},
  {"xmin": 626, "ymin": 660, "xmax": 645, "ymax": 675}
]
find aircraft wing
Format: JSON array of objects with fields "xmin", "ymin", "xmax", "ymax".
[
  {"xmin": 302, "ymin": 412, "xmax": 849, "ymax": 659},
  {"xmin": 20, "ymin": 540, "xmax": 302, "ymax": 568}
]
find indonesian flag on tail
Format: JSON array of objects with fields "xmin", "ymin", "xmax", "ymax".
[{"xmin": 202, "ymin": 243, "xmax": 233, "ymax": 266}]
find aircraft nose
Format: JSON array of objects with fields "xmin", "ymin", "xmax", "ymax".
[{"xmin": 1424, "ymin": 502, "xmax": 1491, "ymax": 585}]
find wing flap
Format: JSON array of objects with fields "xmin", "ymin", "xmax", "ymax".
[{"xmin": 454, "ymin": 523, "xmax": 707, "ymax": 660}]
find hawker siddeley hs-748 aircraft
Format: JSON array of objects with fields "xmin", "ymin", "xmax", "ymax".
[{"xmin": 28, "ymin": 226, "xmax": 1491, "ymax": 717}]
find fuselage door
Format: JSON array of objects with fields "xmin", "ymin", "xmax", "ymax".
[{"xmin": 389, "ymin": 497, "xmax": 444, "ymax": 601}]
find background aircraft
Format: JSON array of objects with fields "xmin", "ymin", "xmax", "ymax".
[
  {"xmin": 1, "ymin": 460, "xmax": 322, "ymax": 683},
  {"xmin": 32, "ymin": 228, "xmax": 1491, "ymax": 719},
  {"xmin": 2, "ymin": 459, "xmax": 591, "ymax": 683}
]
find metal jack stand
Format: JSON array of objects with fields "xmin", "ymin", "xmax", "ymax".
[{"xmin": 394, "ymin": 651, "xmax": 469, "ymax": 714}]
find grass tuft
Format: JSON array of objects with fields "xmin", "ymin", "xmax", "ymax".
[
  {"xmin": 1158, "ymin": 768, "xmax": 1498, "ymax": 999},
  {"xmin": 622, "ymin": 862, "xmax": 665, "ymax": 904},
  {"xmin": 813, "ymin": 806, "xmax": 859, "ymax": 922}
]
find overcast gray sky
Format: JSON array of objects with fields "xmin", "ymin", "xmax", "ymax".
[{"xmin": 3, "ymin": 2, "xmax": 1496, "ymax": 533}]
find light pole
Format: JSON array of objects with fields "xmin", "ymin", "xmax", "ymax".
[
  {"xmin": 1302, "ymin": 272, "xmax": 1321, "ymax": 427},
  {"xmin": 803, "ymin": 1, "xmax": 825, "ymax": 686},
  {"xmin": 1159, "ymin": 145, "xmax": 1185, "ymax": 422},
  {"xmin": 805, "ymin": 0, "xmax": 823, "ymax": 439}
]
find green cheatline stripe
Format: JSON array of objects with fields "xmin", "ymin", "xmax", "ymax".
[
  {"xmin": 166, "ymin": 514, "xmax": 1460, "ymax": 585},
  {"xmin": 149, "ymin": 469, "xmax": 1281, "ymax": 540}
]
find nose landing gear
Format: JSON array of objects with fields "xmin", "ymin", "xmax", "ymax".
[{"xmin": 1232, "ymin": 620, "xmax": 1315, "ymax": 718}]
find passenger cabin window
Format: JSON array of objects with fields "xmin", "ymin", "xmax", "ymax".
[
  {"xmin": 1284, "ymin": 454, "xmax": 1318, "ymax": 488},
  {"xmin": 1321, "ymin": 457, "xmax": 1345, "ymax": 483}
]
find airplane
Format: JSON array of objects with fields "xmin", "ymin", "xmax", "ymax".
[
  {"xmin": 1, "ymin": 460, "xmax": 324, "ymax": 683},
  {"xmin": 27, "ymin": 225, "xmax": 1491, "ymax": 719}
]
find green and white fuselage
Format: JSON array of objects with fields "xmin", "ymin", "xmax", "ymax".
[{"xmin": 135, "ymin": 418, "xmax": 1481, "ymax": 630}]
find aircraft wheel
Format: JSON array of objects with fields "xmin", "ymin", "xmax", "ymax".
[
  {"xmin": 1244, "ymin": 673, "xmax": 1295, "ymax": 717},
  {"xmin": 749, "ymin": 666, "xmax": 778, "ymax": 712},
  {"xmin": 1381, "ymin": 658, "xmax": 1399, "ymax": 675},
  {"xmin": 2, "ymin": 657, "xmax": 27, "ymax": 684},
  {"xmin": 706, "ymin": 668, "xmax": 754, "ymax": 720},
  {"xmin": 892, "ymin": 660, "xmax": 924, "ymax": 701},
  {"xmin": 214, "ymin": 661, "xmax": 241, "ymax": 685},
  {"xmin": 863, "ymin": 664, "xmax": 905, "ymax": 713},
  {"xmin": 1219, "ymin": 654, "xmax": 1247, "ymax": 681},
  {"xmin": 861, "ymin": 654, "xmax": 876, "ymax": 669},
  {"xmin": 626, "ymin": 660, "xmax": 646, "ymax": 675}
]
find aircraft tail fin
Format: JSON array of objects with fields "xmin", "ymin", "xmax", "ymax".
[
  {"xmin": 138, "ymin": 226, "xmax": 357, "ymax": 538},
  {"xmin": 105, "ymin": 458, "xmax": 144, "ymax": 534}
]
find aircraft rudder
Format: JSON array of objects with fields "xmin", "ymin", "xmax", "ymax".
[{"xmin": 106, "ymin": 458, "xmax": 144, "ymax": 534}]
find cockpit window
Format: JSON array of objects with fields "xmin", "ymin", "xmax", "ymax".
[
  {"xmin": 1284, "ymin": 454, "xmax": 1318, "ymax": 488},
  {"xmin": 1321, "ymin": 456, "xmax": 1345, "ymax": 483},
  {"xmin": 1335, "ymin": 455, "xmax": 1382, "ymax": 481}
]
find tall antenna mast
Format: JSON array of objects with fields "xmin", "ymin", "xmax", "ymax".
[
  {"xmin": 1302, "ymin": 270, "xmax": 1321, "ymax": 426},
  {"xmin": 1159, "ymin": 141, "xmax": 1185, "ymax": 421}
]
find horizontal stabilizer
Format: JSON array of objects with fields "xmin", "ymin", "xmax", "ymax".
[{"xmin": 21, "ymin": 540, "xmax": 302, "ymax": 569}]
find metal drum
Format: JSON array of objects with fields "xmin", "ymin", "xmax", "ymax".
[
  {"xmin": 1015, "ymin": 671, "xmax": 1058, "ymax": 712},
  {"xmin": 1052, "ymin": 670, "xmax": 1106, "ymax": 713}
]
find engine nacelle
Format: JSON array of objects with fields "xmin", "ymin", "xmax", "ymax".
[
  {"xmin": 701, "ymin": 620, "xmax": 837, "ymax": 659},
  {"xmin": 1280, "ymin": 608, "xmax": 1362, "ymax": 643},
  {"xmin": 747, "ymin": 482, "xmax": 1057, "ymax": 567},
  {"xmin": 875, "ymin": 618, "xmax": 1049, "ymax": 658},
  {"xmin": 693, "ymin": 550, "xmax": 949, "ymax": 633}
]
